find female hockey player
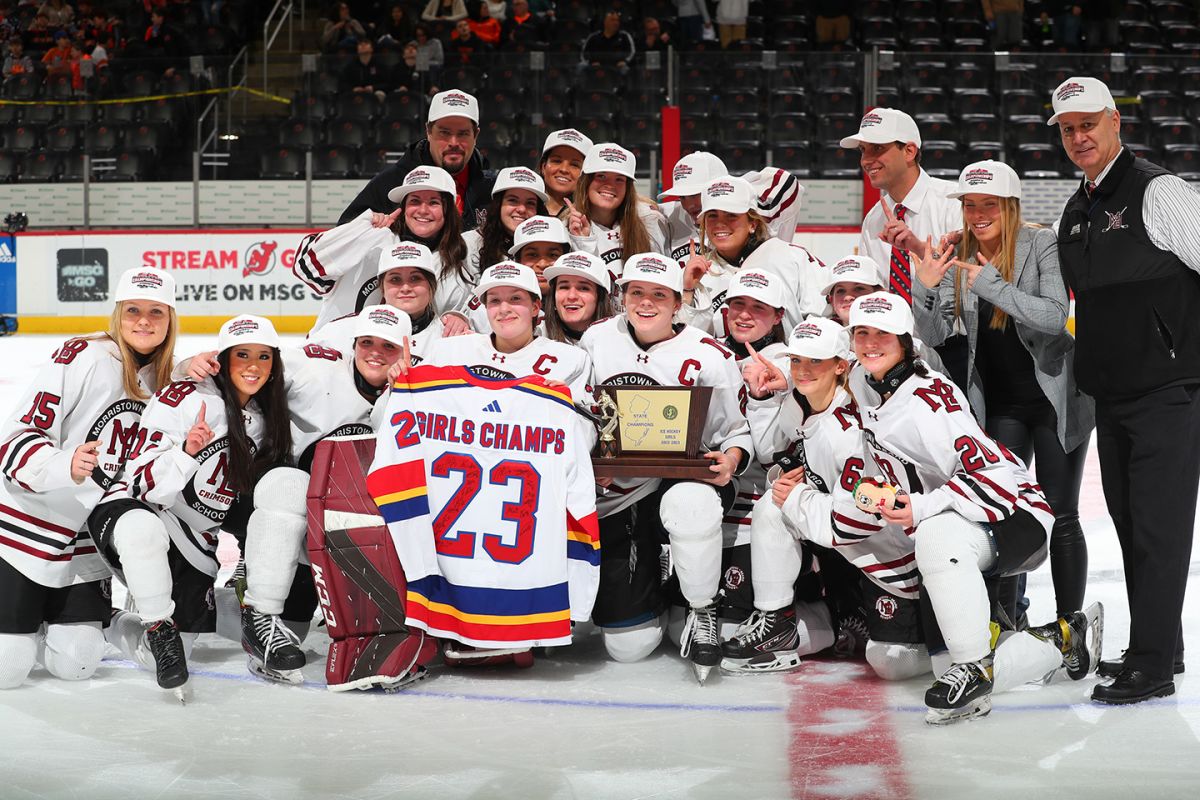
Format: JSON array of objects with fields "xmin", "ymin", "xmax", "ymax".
[
  {"xmin": 510, "ymin": 214, "xmax": 571, "ymax": 293},
  {"xmin": 565, "ymin": 142, "xmax": 669, "ymax": 279},
  {"xmin": 656, "ymin": 151, "xmax": 728, "ymax": 267},
  {"xmin": 462, "ymin": 166, "xmax": 551, "ymax": 274},
  {"xmin": 537, "ymin": 128, "xmax": 593, "ymax": 220},
  {"xmin": 580, "ymin": 253, "xmax": 753, "ymax": 684},
  {"xmin": 292, "ymin": 165, "xmax": 474, "ymax": 335},
  {"xmin": 914, "ymin": 160, "xmax": 1093, "ymax": 621},
  {"xmin": 542, "ymin": 250, "xmax": 615, "ymax": 345},
  {"xmin": 0, "ymin": 267, "xmax": 177, "ymax": 689},
  {"xmin": 90, "ymin": 315, "xmax": 293, "ymax": 697}
]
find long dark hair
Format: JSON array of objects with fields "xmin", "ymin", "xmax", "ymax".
[
  {"xmin": 478, "ymin": 192, "xmax": 551, "ymax": 269},
  {"xmin": 899, "ymin": 333, "xmax": 931, "ymax": 378},
  {"xmin": 543, "ymin": 276, "xmax": 614, "ymax": 343},
  {"xmin": 212, "ymin": 349, "xmax": 293, "ymax": 493},
  {"xmin": 391, "ymin": 190, "xmax": 470, "ymax": 291}
]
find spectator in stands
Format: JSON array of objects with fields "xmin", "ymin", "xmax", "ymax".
[
  {"xmin": 814, "ymin": 1, "xmax": 850, "ymax": 46},
  {"xmin": 24, "ymin": 13, "xmax": 57, "ymax": 54},
  {"xmin": 40, "ymin": 30, "xmax": 71, "ymax": 77},
  {"xmin": 483, "ymin": 0, "xmax": 505, "ymax": 21},
  {"xmin": 1049, "ymin": 4, "xmax": 1082, "ymax": 49},
  {"xmin": 377, "ymin": 4, "xmax": 414, "ymax": 50},
  {"xmin": 422, "ymin": 0, "xmax": 467, "ymax": 25},
  {"xmin": 1082, "ymin": 0, "xmax": 1120, "ymax": 51},
  {"xmin": 413, "ymin": 23, "xmax": 444, "ymax": 71},
  {"xmin": 198, "ymin": 0, "xmax": 224, "ymax": 27},
  {"xmin": 467, "ymin": 1, "xmax": 500, "ymax": 46},
  {"xmin": 391, "ymin": 41, "xmax": 433, "ymax": 95},
  {"xmin": 982, "ymin": 0, "xmax": 1024, "ymax": 50},
  {"xmin": 674, "ymin": 0, "xmax": 712, "ymax": 44},
  {"xmin": 581, "ymin": 10, "xmax": 635, "ymax": 70},
  {"xmin": 339, "ymin": 89, "xmax": 495, "ymax": 230},
  {"xmin": 449, "ymin": 16, "xmax": 492, "ymax": 64},
  {"xmin": 322, "ymin": 2, "xmax": 367, "ymax": 53},
  {"xmin": 0, "ymin": 4, "xmax": 17, "ymax": 46},
  {"xmin": 84, "ymin": 31, "xmax": 106, "ymax": 70},
  {"xmin": 142, "ymin": 9, "xmax": 189, "ymax": 76},
  {"xmin": 37, "ymin": 0, "xmax": 73, "ymax": 28},
  {"xmin": 639, "ymin": 17, "xmax": 670, "ymax": 57},
  {"xmin": 341, "ymin": 38, "xmax": 388, "ymax": 102},
  {"xmin": 715, "ymin": 0, "xmax": 748, "ymax": 49},
  {"xmin": 503, "ymin": 0, "xmax": 546, "ymax": 50},
  {"xmin": 2, "ymin": 37, "xmax": 32, "ymax": 80}
]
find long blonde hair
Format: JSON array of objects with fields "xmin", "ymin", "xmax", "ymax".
[
  {"xmin": 955, "ymin": 196, "xmax": 1024, "ymax": 331},
  {"xmin": 574, "ymin": 173, "xmax": 651, "ymax": 259},
  {"xmin": 697, "ymin": 208, "xmax": 770, "ymax": 263},
  {"xmin": 91, "ymin": 302, "xmax": 178, "ymax": 399}
]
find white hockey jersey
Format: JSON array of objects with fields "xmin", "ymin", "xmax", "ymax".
[
  {"xmin": 581, "ymin": 316, "xmax": 754, "ymax": 517},
  {"xmin": 292, "ymin": 210, "xmax": 478, "ymax": 332},
  {"xmin": 568, "ymin": 203, "xmax": 670, "ymax": 282},
  {"xmin": 279, "ymin": 346, "xmax": 384, "ymax": 463},
  {"xmin": 0, "ymin": 336, "xmax": 160, "ymax": 587},
  {"xmin": 309, "ymin": 310, "xmax": 445, "ymax": 367},
  {"xmin": 662, "ymin": 201, "xmax": 698, "ymax": 268},
  {"xmin": 104, "ymin": 379, "xmax": 265, "ymax": 578},
  {"xmin": 368, "ymin": 364, "xmax": 600, "ymax": 648}
]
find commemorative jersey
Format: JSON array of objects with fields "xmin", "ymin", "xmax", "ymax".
[
  {"xmin": 292, "ymin": 210, "xmax": 477, "ymax": 332},
  {"xmin": 280, "ymin": 346, "xmax": 383, "ymax": 463},
  {"xmin": 309, "ymin": 310, "xmax": 445, "ymax": 367},
  {"xmin": 568, "ymin": 203, "xmax": 670, "ymax": 282},
  {"xmin": 368, "ymin": 365, "xmax": 601, "ymax": 648},
  {"xmin": 581, "ymin": 316, "xmax": 754, "ymax": 517},
  {"xmin": 679, "ymin": 238, "xmax": 829, "ymax": 337},
  {"xmin": 0, "ymin": 336, "xmax": 160, "ymax": 587},
  {"xmin": 105, "ymin": 378, "xmax": 265, "ymax": 577},
  {"xmin": 839, "ymin": 365, "xmax": 1053, "ymax": 576}
]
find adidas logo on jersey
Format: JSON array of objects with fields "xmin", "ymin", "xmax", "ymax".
[
  {"xmin": 0, "ymin": 241, "xmax": 14, "ymax": 263},
  {"xmin": 482, "ymin": 400, "xmax": 502, "ymax": 413}
]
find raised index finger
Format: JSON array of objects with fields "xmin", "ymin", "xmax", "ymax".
[
  {"xmin": 196, "ymin": 401, "xmax": 206, "ymax": 424},
  {"xmin": 880, "ymin": 198, "xmax": 894, "ymax": 221}
]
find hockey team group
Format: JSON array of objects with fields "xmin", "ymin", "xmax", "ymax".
[{"xmin": 4, "ymin": 74, "xmax": 1199, "ymax": 727}]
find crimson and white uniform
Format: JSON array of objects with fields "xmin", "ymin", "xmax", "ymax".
[
  {"xmin": 0, "ymin": 337, "xmax": 156, "ymax": 587},
  {"xmin": 727, "ymin": 341, "xmax": 788, "ymax": 544},
  {"xmin": 310, "ymin": 311, "xmax": 445, "ymax": 367},
  {"xmin": 568, "ymin": 204, "xmax": 670, "ymax": 282},
  {"xmin": 662, "ymin": 201, "xmax": 698, "ymax": 268},
  {"xmin": 281, "ymin": 346, "xmax": 383, "ymax": 462},
  {"xmin": 581, "ymin": 316, "xmax": 753, "ymax": 517},
  {"xmin": 292, "ymin": 211, "xmax": 479, "ymax": 332}
]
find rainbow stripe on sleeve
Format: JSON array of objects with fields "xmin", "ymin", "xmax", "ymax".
[
  {"xmin": 566, "ymin": 511, "xmax": 600, "ymax": 566},
  {"xmin": 366, "ymin": 459, "xmax": 430, "ymax": 523}
]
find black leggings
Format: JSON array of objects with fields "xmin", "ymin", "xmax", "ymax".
[{"xmin": 987, "ymin": 403, "xmax": 1089, "ymax": 617}]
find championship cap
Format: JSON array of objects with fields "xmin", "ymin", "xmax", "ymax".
[
  {"xmin": 542, "ymin": 251, "xmax": 611, "ymax": 291},
  {"xmin": 616, "ymin": 253, "xmax": 684, "ymax": 294},
  {"xmin": 848, "ymin": 291, "xmax": 914, "ymax": 336},
  {"xmin": 386, "ymin": 165, "xmax": 456, "ymax": 203},
  {"xmin": 700, "ymin": 175, "xmax": 756, "ymax": 215},
  {"xmin": 113, "ymin": 267, "xmax": 176, "ymax": 308},
  {"xmin": 473, "ymin": 261, "xmax": 542, "ymax": 300},
  {"xmin": 783, "ymin": 317, "xmax": 851, "ymax": 361},
  {"xmin": 1047, "ymin": 77, "xmax": 1116, "ymax": 125},
  {"xmin": 820, "ymin": 255, "xmax": 886, "ymax": 296},
  {"xmin": 217, "ymin": 314, "xmax": 280, "ymax": 352},
  {"xmin": 947, "ymin": 160, "xmax": 1023, "ymax": 200},
  {"xmin": 507, "ymin": 215, "xmax": 570, "ymax": 256},
  {"xmin": 658, "ymin": 152, "xmax": 729, "ymax": 200},
  {"xmin": 542, "ymin": 128, "xmax": 594, "ymax": 158},
  {"xmin": 725, "ymin": 270, "xmax": 785, "ymax": 310},
  {"xmin": 377, "ymin": 241, "xmax": 436, "ymax": 276},
  {"xmin": 427, "ymin": 89, "xmax": 479, "ymax": 124},
  {"xmin": 353, "ymin": 304, "xmax": 412, "ymax": 348},
  {"xmin": 582, "ymin": 142, "xmax": 636, "ymax": 179},
  {"xmin": 838, "ymin": 108, "xmax": 922, "ymax": 149},
  {"xmin": 492, "ymin": 166, "xmax": 549, "ymax": 204}
]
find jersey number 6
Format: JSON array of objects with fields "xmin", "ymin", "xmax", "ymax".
[{"xmin": 430, "ymin": 452, "xmax": 541, "ymax": 565}]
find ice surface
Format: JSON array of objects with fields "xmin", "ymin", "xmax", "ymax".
[{"xmin": 1, "ymin": 334, "xmax": 1198, "ymax": 800}]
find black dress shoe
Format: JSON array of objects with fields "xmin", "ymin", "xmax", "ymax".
[
  {"xmin": 1096, "ymin": 650, "xmax": 1185, "ymax": 679},
  {"xmin": 1091, "ymin": 668, "xmax": 1176, "ymax": 705}
]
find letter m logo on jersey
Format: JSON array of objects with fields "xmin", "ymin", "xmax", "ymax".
[{"xmin": 243, "ymin": 241, "xmax": 279, "ymax": 278}]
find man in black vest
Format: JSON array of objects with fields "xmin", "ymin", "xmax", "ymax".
[{"xmin": 1051, "ymin": 77, "xmax": 1200, "ymax": 704}]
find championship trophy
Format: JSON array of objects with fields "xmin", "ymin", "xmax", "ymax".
[{"xmin": 591, "ymin": 386, "xmax": 715, "ymax": 479}]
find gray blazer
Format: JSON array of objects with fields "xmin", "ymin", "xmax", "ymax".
[{"xmin": 912, "ymin": 225, "xmax": 1095, "ymax": 453}]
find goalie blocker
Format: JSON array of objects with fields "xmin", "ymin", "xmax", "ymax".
[{"xmin": 306, "ymin": 435, "xmax": 437, "ymax": 691}]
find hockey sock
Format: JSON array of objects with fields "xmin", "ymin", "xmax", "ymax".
[
  {"xmin": 748, "ymin": 494, "xmax": 803, "ymax": 611},
  {"xmin": 992, "ymin": 631, "xmax": 1064, "ymax": 693},
  {"xmin": 243, "ymin": 468, "xmax": 309, "ymax": 616},
  {"xmin": 916, "ymin": 512, "xmax": 996, "ymax": 664},
  {"xmin": 111, "ymin": 509, "xmax": 174, "ymax": 622},
  {"xmin": 795, "ymin": 599, "xmax": 837, "ymax": 656},
  {"xmin": 659, "ymin": 482, "xmax": 724, "ymax": 608}
]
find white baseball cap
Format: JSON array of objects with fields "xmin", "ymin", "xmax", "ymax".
[
  {"xmin": 838, "ymin": 108, "xmax": 922, "ymax": 149},
  {"xmin": 701, "ymin": 175, "xmax": 756, "ymax": 215},
  {"xmin": 542, "ymin": 251, "xmax": 611, "ymax": 291},
  {"xmin": 849, "ymin": 291, "xmax": 914, "ymax": 336},
  {"xmin": 725, "ymin": 270, "xmax": 785, "ymax": 310},
  {"xmin": 1047, "ymin": 77, "xmax": 1116, "ymax": 126},
  {"xmin": 658, "ymin": 152, "xmax": 729, "ymax": 200},
  {"xmin": 492, "ymin": 166, "xmax": 549, "ymax": 204},
  {"xmin": 353, "ymin": 304, "xmax": 413, "ymax": 348},
  {"xmin": 821, "ymin": 255, "xmax": 886, "ymax": 296},
  {"xmin": 542, "ymin": 128, "xmax": 594, "ymax": 158},
  {"xmin": 217, "ymin": 314, "xmax": 280, "ymax": 352},
  {"xmin": 113, "ymin": 267, "xmax": 176, "ymax": 308},
  {"xmin": 473, "ymin": 260, "xmax": 542, "ymax": 300},
  {"xmin": 377, "ymin": 240, "xmax": 436, "ymax": 276},
  {"xmin": 386, "ymin": 165, "xmax": 456, "ymax": 203},
  {"xmin": 427, "ymin": 89, "xmax": 479, "ymax": 124},
  {"xmin": 616, "ymin": 252, "xmax": 684, "ymax": 293},
  {"xmin": 947, "ymin": 160, "xmax": 1023, "ymax": 200},
  {"xmin": 784, "ymin": 317, "xmax": 851, "ymax": 361},
  {"xmin": 583, "ymin": 142, "xmax": 636, "ymax": 179},
  {"xmin": 507, "ymin": 215, "xmax": 570, "ymax": 256}
]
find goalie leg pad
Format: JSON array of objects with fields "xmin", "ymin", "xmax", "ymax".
[
  {"xmin": 659, "ymin": 482, "xmax": 724, "ymax": 608},
  {"xmin": 42, "ymin": 622, "xmax": 106, "ymax": 681},
  {"xmin": 243, "ymin": 467, "xmax": 310, "ymax": 616},
  {"xmin": 326, "ymin": 631, "xmax": 436, "ymax": 691}
]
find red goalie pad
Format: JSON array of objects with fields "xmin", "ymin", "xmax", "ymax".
[{"xmin": 307, "ymin": 435, "xmax": 437, "ymax": 690}]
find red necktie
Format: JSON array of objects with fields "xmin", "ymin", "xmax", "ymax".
[
  {"xmin": 1086, "ymin": 180, "xmax": 1097, "ymax": 197},
  {"xmin": 889, "ymin": 203, "xmax": 913, "ymax": 306}
]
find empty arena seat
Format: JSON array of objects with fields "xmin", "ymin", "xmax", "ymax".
[{"xmin": 312, "ymin": 145, "xmax": 359, "ymax": 179}]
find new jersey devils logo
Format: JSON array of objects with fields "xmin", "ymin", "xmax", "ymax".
[{"xmin": 243, "ymin": 241, "xmax": 279, "ymax": 277}]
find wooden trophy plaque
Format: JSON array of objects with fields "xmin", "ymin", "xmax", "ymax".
[{"xmin": 591, "ymin": 385, "xmax": 715, "ymax": 479}]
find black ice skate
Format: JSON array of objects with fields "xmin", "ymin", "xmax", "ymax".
[
  {"xmin": 680, "ymin": 603, "xmax": 721, "ymax": 685},
  {"xmin": 241, "ymin": 605, "xmax": 306, "ymax": 685},
  {"xmin": 145, "ymin": 618, "xmax": 189, "ymax": 701},
  {"xmin": 924, "ymin": 654, "xmax": 994, "ymax": 725},
  {"xmin": 720, "ymin": 607, "xmax": 803, "ymax": 674},
  {"xmin": 1030, "ymin": 602, "xmax": 1104, "ymax": 681}
]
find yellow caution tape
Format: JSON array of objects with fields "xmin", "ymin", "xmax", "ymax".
[{"xmin": 0, "ymin": 85, "xmax": 290, "ymax": 107}]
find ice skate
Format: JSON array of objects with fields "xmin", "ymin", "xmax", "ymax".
[
  {"xmin": 720, "ymin": 607, "xmax": 802, "ymax": 674},
  {"xmin": 680, "ymin": 603, "xmax": 721, "ymax": 685},
  {"xmin": 241, "ymin": 605, "xmax": 306, "ymax": 685},
  {"xmin": 442, "ymin": 641, "xmax": 534, "ymax": 668},
  {"xmin": 924, "ymin": 655, "xmax": 994, "ymax": 725},
  {"xmin": 1030, "ymin": 602, "xmax": 1105, "ymax": 681},
  {"xmin": 380, "ymin": 665, "xmax": 430, "ymax": 693},
  {"xmin": 145, "ymin": 618, "xmax": 189, "ymax": 701}
]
